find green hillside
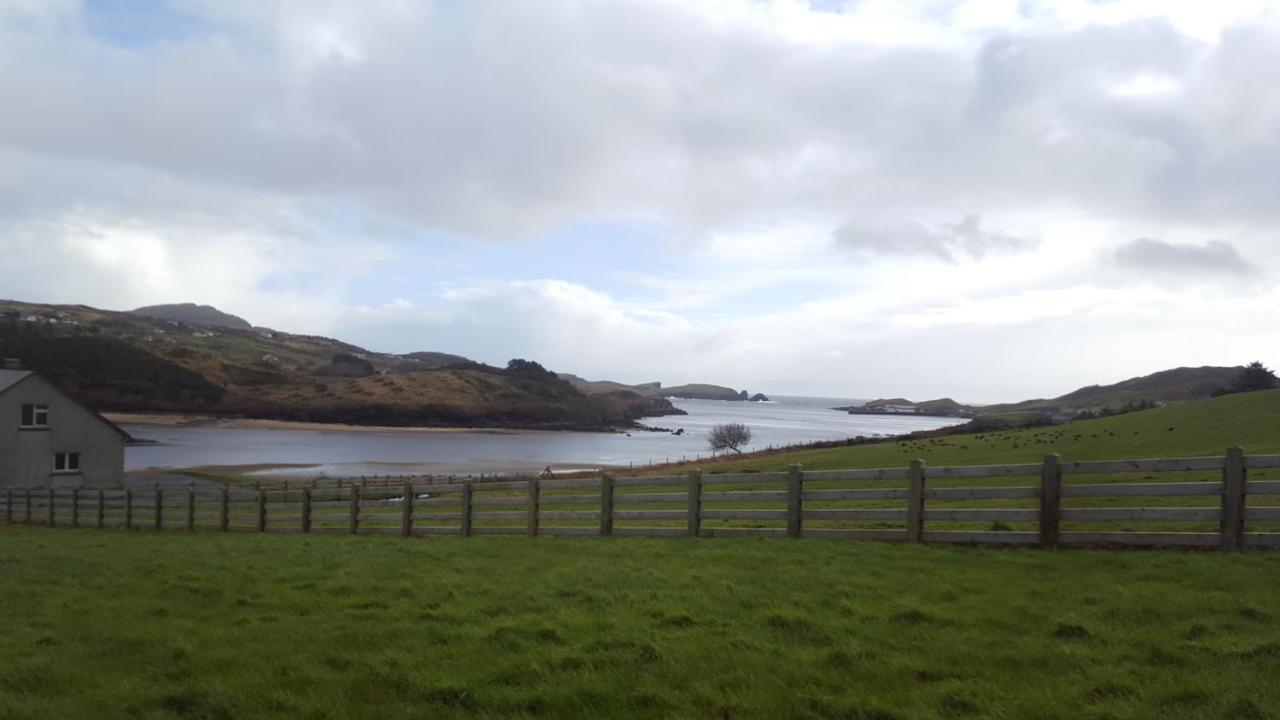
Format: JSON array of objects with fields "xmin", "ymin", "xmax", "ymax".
[{"xmin": 688, "ymin": 388, "xmax": 1280, "ymax": 474}]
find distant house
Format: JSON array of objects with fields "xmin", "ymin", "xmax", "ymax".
[{"xmin": 0, "ymin": 364, "xmax": 129, "ymax": 487}]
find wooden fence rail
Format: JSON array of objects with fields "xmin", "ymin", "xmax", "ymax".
[{"xmin": 3, "ymin": 448, "xmax": 1280, "ymax": 550}]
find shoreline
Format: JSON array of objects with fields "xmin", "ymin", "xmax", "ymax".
[{"xmin": 106, "ymin": 412, "xmax": 563, "ymax": 436}]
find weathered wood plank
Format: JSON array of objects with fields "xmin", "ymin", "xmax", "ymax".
[
  {"xmin": 699, "ymin": 509, "xmax": 787, "ymax": 520},
  {"xmin": 471, "ymin": 511, "xmax": 526, "ymax": 521},
  {"xmin": 613, "ymin": 492, "xmax": 687, "ymax": 504},
  {"xmin": 700, "ymin": 527, "xmax": 788, "ymax": 538},
  {"xmin": 1244, "ymin": 455, "xmax": 1280, "ymax": 470},
  {"xmin": 802, "ymin": 509, "xmax": 908, "ymax": 521},
  {"xmin": 539, "ymin": 527, "xmax": 599, "ymax": 537},
  {"xmin": 1061, "ymin": 507, "xmax": 1220, "ymax": 522},
  {"xmin": 473, "ymin": 480, "xmax": 532, "ymax": 491},
  {"xmin": 414, "ymin": 512, "xmax": 463, "ymax": 521},
  {"xmin": 924, "ymin": 509, "xmax": 1038, "ymax": 522},
  {"xmin": 803, "ymin": 468, "xmax": 911, "ymax": 482},
  {"xmin": 799, "ymin": 528, "xmax": 906, "ymax": 542},
  {"xmin": 538, "ymin": 511, "xmax": 600, "ymax": 521},
  {"xmin": 1062, "ymin": 482, "xmax": 1221, "ymax": 498},
  {"xmin": 1062, "ymin": 457, "xmax": 1225, "ymax": 474},
  {"xmin": 536, "ymin": 494, "xmax": 599, "ymax": 506},
  {"xmin": 470, "ymin": 527, "xmax": 525, "ymax": 536},
  {"xmin": 538, "ymin": 478, "xmax": 602, "ymax": 490},
  {"xmin": 922, "ymin": 531, "xmax": 1039, "ymax": 545},
  {"xmin": 1059, "ymin": 531, "xmax": 1219, "ymax": 547},
  {"xmin": 700, "ymin": 472, "xmax": 789, "ymax": 485},
  {"xmin": 929, "ymin": 464, "xmax": 1042, "ymax": 479},
  {"xmin": 701, "ymin": 491, "xmax": 788, "ymax": 503},
  {"xmin": 924, "ymin": 486, "xmax": 1039, "ymax": 500},
  {"xmin": 613, "ymin": 476, "xmax": 685, "ymax": 488},
  {"xmin": 614, "ymin": 510, "xmax": 686, "ymax": 521},
  {"xmin": 1242, "ymin": 533, "xmax": 1280, "ymax": 548},
  {"xmin": 1247, "ymin": 481, "xmax": 1280, "ymax": 495},
  {"xmin": 470, "ymin": 497, "xmax": 527, "ymax": 507},
  {"xmin": 802, "ymin": 488, "xmax": 909, "ymax": 501},
  {"xmin": 612, "ymin": 527, "xmax": 687, "ymax": 537},
  {"xmin": 1244, "ymin": 507, "xmax": 1280, "ymax": 521}
]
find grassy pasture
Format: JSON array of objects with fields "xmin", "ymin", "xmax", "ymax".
[
  {"xmin": 3, "ymin": 526, "xmax": 1280, "ymax": 720},
  {"xmin": 686, "ymin": 388, "xmax": 1280, "ymax": 474}
]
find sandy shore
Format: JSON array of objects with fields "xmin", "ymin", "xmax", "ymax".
[{"xmin": 104, "ymin": 412, "xmax": 544, "ymax": 435}]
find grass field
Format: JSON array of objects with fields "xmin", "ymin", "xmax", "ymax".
[
  {"xmin": 688, "ymin": 389, "xmax": 1280, "ymax": 475},
  {"xmin": 3, "ymin": 526, "xmax": 1280, "ymax": 719}
]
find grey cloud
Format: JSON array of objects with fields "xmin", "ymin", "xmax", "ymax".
[
  {"xmin": 2, "ymin": 3, "xmax": 1280, "ymax": 239},
  {"xmin": 833, "ymin": 214, "xmax": 1036, "ymax": 261},
  {"xmin": 1112, "ymin": 239, "xmax": 1260, "ymax": 277}
]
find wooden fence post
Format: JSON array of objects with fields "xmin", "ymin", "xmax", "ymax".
[
  {"xmin": 96, "ymin": 489, "xmax": 104, "ymax": 528},
  {"xmin": 1039, "ymin": 453, "xmax": 1062, "ymax": 549},
  {"xmin": 256, "ymin": 488, "xmax": 267, "ymax": 533},
  {"xmin": 599, "ymin": 474, "xmax": 614, "ymax": 537},
  {"xmin": 154, "ymin": 488, "xmax": 164, "ymax": 531},
  {"xmin": 219, "ymin": 488, "xmax": 230, "ymax": 532},
  {"xmin": 186, "ymin": 489, "xmax": 195, "ymax": 532},
  {"xmin": 71, "ymin": 488, "xmax": 80, "ymax": 527},
  {"xmin": 401, "ymin": 482, "xmax": 414, "ymax": 537},
  {"xmin": 5, "ymin": 488, "xmax": 12, "ymax": 523},
  {"xmin": 1221, "ymin": 447, "xmax": 1246, "ymax": 551},
  {"xmin": 124, "ymin": 488, "xmax": 133, "ymax": 529},
  {"xmin": 47, "ymin": 487, "xmax": 55, "ymax": 526},
  {"xmin": 460, "ymin": 482, "xmax": 473, "ymax": 538},
  {"xmin": 22, "ymin": 488, "xmax": 31, "ymax": 524},
  {"xmin": 906, "ymin": 460, "xmax": 926, "ymax": 543},
  {"xmin": 688, "ymin": 469, "xmax": 702, "ymax": 537},
  {"xmin": 527, "ymin": 478, "xmax": 540, "ymax": 537},
  {"xmin": 349, "ymin": 486, "xmax": 361, "ymax": 535},
  {"xmin": 787, "ymin": 464, "xmax": 804, "ymax": 538},
  {"xmin": 301, "ymin": 487, "xmax": 312, "ymax": 533}
]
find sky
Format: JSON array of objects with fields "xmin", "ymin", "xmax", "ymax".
[{"xmin": 2, "ymin": 0, "xmax": 1279, "ymax": 402}]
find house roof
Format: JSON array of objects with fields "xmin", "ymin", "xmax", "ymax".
[
  {"xmin": 0, "ymin": 369, "xmax": 131, "ymax": 440},
  {"xmin": 0, "ymin": 369, "xmax": 33, "ymax": 394}
]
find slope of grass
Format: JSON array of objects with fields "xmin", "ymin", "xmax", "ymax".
[
  {"xmin": 690, "ymin": 389, "xmax": 1280, "ymax": 474},
  {"xmin": 3, "ymin": 526, "xmax": 1280, "ymax": 720}
]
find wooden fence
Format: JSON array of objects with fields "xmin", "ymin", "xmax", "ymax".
[{"xmin": 3, "ymin": 448, "xmax": 1279, "ymax": 550}]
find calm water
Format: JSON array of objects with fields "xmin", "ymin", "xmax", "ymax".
[{"xmin": 123, "ymin": 395, "xmax": 964, "ymax": 478}]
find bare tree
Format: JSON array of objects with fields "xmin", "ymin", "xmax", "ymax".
[{"xmin": 708, "ymin": 423, "xmax": 752, "ymax": 454}]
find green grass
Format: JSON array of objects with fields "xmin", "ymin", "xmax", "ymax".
[
  {"xmin": 688, "ymin": 389, "xmax": 1280, "ymax": 474},
  {"xmin": 4, "ymin": 526, "xmax": 1280, "ymax": 719}
]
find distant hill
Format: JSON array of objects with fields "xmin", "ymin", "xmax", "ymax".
[
  {"xmin": 838, "ymin": 367, "xmax": 1246, "ymax": 419},
  {"xmin": 558, "ymin": 375, "xmax": 765, "ymax": 402},
  {"xmin": 984, "ymin": 366, "xmax": 1243, "ymax": 415},
  {"xmin": 0, "ymin": 299, "xmax": 682, "ymax": 430},
  {"xmin": 132, "ymin": 303, "xmax": 252, "ymax": 331},
  {"xmin": 402, "ymin": 351, "xmax": 474, "ymax": 369}
]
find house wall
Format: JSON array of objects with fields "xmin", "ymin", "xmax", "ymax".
[{"xmin": 0, "ymin": 376, "xmax": 125, "ymax": 487}]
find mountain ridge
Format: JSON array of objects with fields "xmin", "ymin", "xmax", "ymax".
[{"xmin": 0, "ymin": 299, "xmax": 682, "ymax": 430}]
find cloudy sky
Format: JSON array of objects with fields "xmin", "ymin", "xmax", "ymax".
[{"xmin": 2, "ymin": 0, "xmax": 1279, "ymax": 402}]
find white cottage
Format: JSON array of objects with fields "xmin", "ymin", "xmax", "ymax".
[{"xmin": 0, "ymin": 365, "xmax": 128, "ymax": 487}]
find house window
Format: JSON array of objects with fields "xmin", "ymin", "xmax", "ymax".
[
  {"xmin": 20, "ymin": 404, "xmax": 49, "ymax": 428},
  {"xmin": 54, "ymin": 452, "xmax": 81, "ymax": 473}
]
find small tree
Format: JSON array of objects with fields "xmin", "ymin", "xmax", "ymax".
[
  {"xmin": 708, "ymin": 423, "xmax": 752, "ymax": 454},
  {"xmin": 1232, "ymin": 361, "xmax": 1279, "ymax": 393}
]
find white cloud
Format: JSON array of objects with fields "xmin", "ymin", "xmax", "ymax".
[{"xmin": 3, "ymin": 1, "xmax": 1280, "ymax": 400}]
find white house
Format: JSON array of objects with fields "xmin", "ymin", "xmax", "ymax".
[{"xmin": 0, "ymin": 365, "xmax": 129, "ymax": 487}]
